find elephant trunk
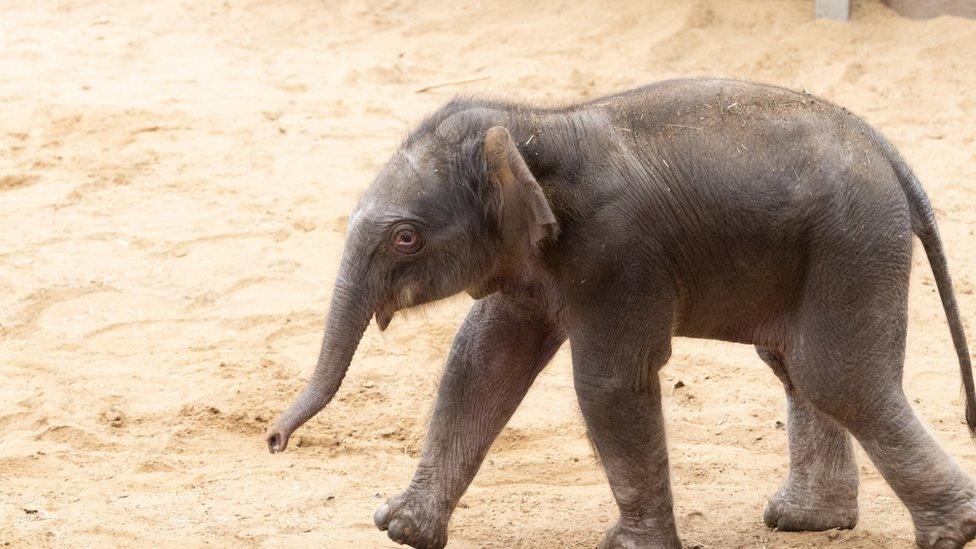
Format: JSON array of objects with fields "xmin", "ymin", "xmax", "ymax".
[{"xmin": 265, "ymin": 266, "xmax": 373, "ymax": 454}]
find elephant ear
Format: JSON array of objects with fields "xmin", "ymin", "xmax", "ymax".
[{"xmin": 483, "ymin": 126, "xmax": 559, "ymax": 250}]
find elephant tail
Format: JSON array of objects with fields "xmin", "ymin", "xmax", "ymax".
[{"xmin": 881, "ymin": 135, "xmax": 976, "ymax": 436}]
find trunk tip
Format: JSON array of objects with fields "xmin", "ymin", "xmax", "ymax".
[{"xmin": 265, "ymin": 428, "xmax": 290, "ymax": 454}]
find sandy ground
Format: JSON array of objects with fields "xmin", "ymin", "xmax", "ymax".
[{"xmin": 1, "ymin": 1, "xmax": 975, "ymax": 547}]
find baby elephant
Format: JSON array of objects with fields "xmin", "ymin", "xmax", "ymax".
[{"xmin": 266, "ymin": 78, "xmax": 975, "ymax": 548}]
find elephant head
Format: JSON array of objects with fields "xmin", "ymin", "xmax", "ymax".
[{"xmin": 265, "ymin": 123, "xmax": 558, "ymax": 453}]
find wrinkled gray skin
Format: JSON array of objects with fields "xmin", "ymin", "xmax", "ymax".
[{"xmin": 265, "ymin": 78, "xmax": 976, "ymax": 548}]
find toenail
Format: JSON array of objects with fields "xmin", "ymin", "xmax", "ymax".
[{"xmin": 373, "ymin": 503, "xmax": 390, "ymax": 530}]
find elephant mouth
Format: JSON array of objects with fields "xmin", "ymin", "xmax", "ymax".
[
  {"xmin": 374, "ymin": 300, "xmax": 396, "ymax": 331},
  {"xmin": 374, "ymin": 283, "xmax": 431, "ymax": 331}
]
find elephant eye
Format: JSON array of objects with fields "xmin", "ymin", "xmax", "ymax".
[{"xmin": 392, "ymin": 225, "xmax": 423, "ymax": 254}]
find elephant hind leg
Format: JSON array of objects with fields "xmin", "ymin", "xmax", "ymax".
[
  {"xmin": 784, "ymin": 302, "xmax": 976, "ymax": 548},
  {"xmin": 756, "ymin": 346, "xmax": 859, "ymax": 532}
]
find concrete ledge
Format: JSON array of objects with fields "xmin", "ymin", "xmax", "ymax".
[
  {"xmin": 884, "ymin": 0, "xmax": 976, "ymax": 19},
  {"xmin": 815, "ymin": 0, "xmax": 851, "ymax": 21}
]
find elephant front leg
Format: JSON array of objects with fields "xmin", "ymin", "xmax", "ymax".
[
  {"xmin": 575, "ymin": 369, "xmax": 679, "ymax": 548},
  {"xmin": 374, "ymin": 294, "xmax": 564, "ymax": 549},
  {"xmin": 569, "ymin": 297, "xmax": 680, "ymax": 549}
]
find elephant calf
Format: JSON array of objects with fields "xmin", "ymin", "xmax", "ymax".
[{"xmin": 266, "ymin": 78, "xmax": 975, "ymax": 548}]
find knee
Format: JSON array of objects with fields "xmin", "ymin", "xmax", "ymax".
[
  {"xmin": 792, "ymin": 374, "xmax": 904, "ymax": 429},
  {"xmin": 573, "ymin": 366, "xmax": 665, "ymax": 414},
  {"xmin": 574, "ymin": 373, "xmax": 630, "ymax": 407},
  {"xmin": 570, "ymin": 333, "xmax": 671, "ymax": 416},
  {"xmin": 574, "ymin": 364, "xmax": 667, "ymax": 405},
  {"xmin": 790, "ymin": 381, "xmax": 854, "ymax": 424}
]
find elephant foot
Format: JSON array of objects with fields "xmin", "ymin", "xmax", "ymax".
[
  {"xmin": 598, "ymin": 522, "xmax": 681, "ymax": 549},
  {"xmin": 913, "ymin": 491, "xmax": 976, "ymax": 549},
  {"xmin": 373, "ymin": 490, "xmax": 449, "ymax": 549},
  {"xmin": 763, "ymin": 486, "xmax": 858, "ymax": 532}
]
